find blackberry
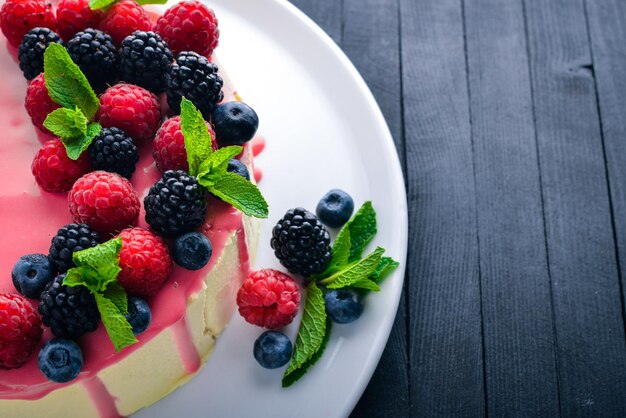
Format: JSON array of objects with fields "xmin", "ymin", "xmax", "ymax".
[
  {"xmin": 119, "ymin": 31, "xmax": 173, "ymax": 94},
  {"xmin": 49, "ymin": 224, "xmax": 100, "ymax": 273},
  {"xmin": 66, "ymin": 28, "xmax": 118, "ymax": 91},
  {"xmin": 166, "ymin": 51, "xmax": 223, "ymax": 119},
  {"xmin": 88, "ymin": 127, "xmax": 139, "ymax": 178},
  {"xmin": 39, "ymin": 275, "xmax": 100, "ymax": 339},
  {"xmin": 144, "ymin": 170, "xmax": 208, "ymax": 237},
  {"xmin": 18, "ymin": 27, "xmax": 63, "ymax": 80},
  {"xmin": 271, "ymin": 208, "xmax": 332, "ymax": 276}
]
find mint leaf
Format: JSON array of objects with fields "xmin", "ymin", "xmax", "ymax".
[
  {"xmin": 201, "ymin": 172, "xmax": 269, "ymax": 218},
  {"xmin": 283, "ymin": 283, "xmax": 328, "ymax": 381},
  {"xmin": 320, "ymin": 247, "xmax": 385, "ymax": 289},
  {"xmin": 312, "ymin": 230, "xmax": 351, "ymax": 281},
  {"xmin": 103, "ymin": 281, "xmax": 128, "ymax": 315},
  {"xmin": 71, "ymin": 237, "xmax": 122, "ymax": 292},
  {"xmin": 95, "ymin": 293, "xmax": 138, "ymax": 352},
  {"xmin": 370, "ymin": 257, "xmax": 400, "ymax": 285},
  {"xmin": 63, "ymin": 122, "xmax": 101, "ymax": 160},
  {"xmin": 136, "ymin": 0, "xmax": 168, "ymax": 5},
  {"xmin": 282, "ymin": 319, "xmax": 332, "ymax": 388},
  {"xmin": 44, "ymin": 43, "xmax": 99, "ymax": 119},
  {"xmin": 350, "ymin": 278, "xmax": 381, "ymax": 291},
  {"xmin": 209, "ymin": 146, "xmax": 243, "ymax": 173},
  {"xmin": 343, "ymin": 201, "xmax": 377, "ymax": 262},
  {"xmin": 89, "ymin": 0, "xmax": 115, "ymax": 9},
  {"xmin": 43, "ymin": 107, "xmax": 87, "ymax": 139},
  {"xmin": 64, "ymin": 265, "xmax": 105, "ymax": 292},
  {"xmin": 180, "ymin": 97, "xmax": 213, "ymax": 177}
]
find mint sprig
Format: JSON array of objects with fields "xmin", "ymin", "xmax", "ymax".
[
  {"xmin": 89, "ymin": 0, "xmax": 167, "ymax": 11},
  {"xmin": 180, "ymin": 97, "xmax": 269, "ymax": 218},
  {"xmin": 63, "ymin": 238, "xmax": 138, "ymax": 352}
]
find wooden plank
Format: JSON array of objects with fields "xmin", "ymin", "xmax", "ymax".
[
  {"xmin": 523, "ymin": 0, "xmax": 626, "ymax": 415},
  {"xmin": 463, "ymin": 0, "xmax": 561, "ymax": 415},
  {"xmin": 289, "ymin": 0, "xmax": 342, "ymax": 44},
  {"xmin": 400, "ymin": 0, "xmax": 485, "ymax": 415}
]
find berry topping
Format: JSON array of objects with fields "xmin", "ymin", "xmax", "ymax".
[
  {"xmin": 97, "ymin": 83, "xmax": 162, "ymax": 143},
  {"xmin": 49, "ymin": 223, "xmax": 100, "ymax": 273},
  {"xmin": 212, "ymin": 102, "xmax": 259, "ymax": 146},
  {"xmin": 125, "ymin": 297, "xmax": 151, "ymax": 335},
  {"xmin": 144, "ymin": 170, "xmax": 208, "ymax": 238},
  {"xmin": 154, "ymin": 0, "xmax": 219, "ymax": 57},
  {"xmin": 38, "ymin": 338, "xmax": 83, "ymax": 383},
  {"xmin": 0, "ymin": 0, "xmax": 55, "ymax": 48},
  {"xmin": 68, "ymin": 171, "xmax": 141, "ymax": 236},
  {"xmin": 18, "ymin": 27, "xmax": 63, "ymax": 80},
  {"xmin": 226, "ymin": 158, "xmax": 250, "ymax": 181},
  {"xmin": 324, "ymin": 289, "xmax": 364, "ymax": 324},
  {"xmin": 316, "ymin": 189, "xmax": 355, "ymax": 228},
  {"xmin": 99, "ymin": 0, "xmax": 151, "ymax": 46},
  {"xmin": 271, "ymin": 208, "xmax": 332, "ymax": 277},
  {"xmin": 66, "ymin": 28, "xmax": 117, "ymax": 91},
  {"xmin": 117, "ymin": 227, "xmax": 172, "ymax": 297},
  {"xmin": 253, "ymin": 330, "xmax": 293, "ymax": 369},
  {"xmin": 39, "ymin": 275, "xmax": 100, "ymax": 339},
  {"xmin": 166, "ymin": 51, "xmax": 223, "ymax": 119},
  {"xmin": 88, "ymin": 127, "xmax": 139, "ymax": 179},
  {"xmin": 12, "ymin": 254, "xmax": 55, "ymax": 298},
  {"xmin": 56, "ymin": 0, "xmax": 103, "ymax": 41},
  {"xmin": 152, "ymin": 115, "xmax": 217, "ymax": 173},
  {"xmin": 119, "ymin": 30, "xmax": 173, "ymax": 94},
  {"xmin": 173, "ymin": 231, "xmax": 212, "ymax": 270},
  {"xmin": 237, "ymin": 269, "xmax": 301, "ymax": 329},
  {"xmin": 25, "ymin": 73, "xmax": 61, "ymax": 134},
  {"xmin": 31, "ymin": 138, "xmax": 91, "ymax": 193},
  {"xmin": 0, "ymin": 293, "xmax": 43, "ymax": 369}
]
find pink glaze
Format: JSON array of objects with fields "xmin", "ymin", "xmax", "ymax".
[{"xmin": 0, "ymin": 29, "xmax": 262, "ymax": 414}]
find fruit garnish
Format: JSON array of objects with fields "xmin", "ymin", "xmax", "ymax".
[
  {"xmin": 89, "ymin": 127, "xmax": 139, "ymax": 179},
  {"xmin": 0, "ymin": 0, "xmax": 55, "ymax": 48},
  {"xmin": 19, "ymin": 27, "xmax": 64, "ymax": 81},
  {"xmin": 254, "ymin": 331, "xmax": 293, "ymax": 370},
  {"xmin": 316, "ymin": 189, "xmax": 355, "ymax": 228},
  {"xmin": 38, "ymin": 339, "xmax": 83, "ymax": 383},
  {"xmin": 97, "ymin": 0, "xmax": 153, "ymax": 45},
  {"xmin": 119, "ymin": 31, "xmax": 173, "ymax": 94},
  {"xmin": 125, "ymin": 297, "xmax": 151, "ymax": 336},
  {"xmin": 12, "ymin": 254, "xmax": 55, "ymax": 299},
  {"xmin": 49, "ymin": 223, "xmax": 101, "ymax": 273},
  {"xmin": 0, "ymin": 293, "xmax": 43, "ymax": 369},
  {"xmin": 173, "ymin": 232, "xmax": 213, "ymax": 271},
  {"xmin": 66, "ymin": 28, "xmax": 118, "ymax": 91},
  {"xmin": 212, "ymin": 102, "xmax": 259, "ymax": 146}
]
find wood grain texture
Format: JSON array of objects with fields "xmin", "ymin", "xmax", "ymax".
[
  {"xmin": 400, "ymin": 0, "xmax": 485, "ymax": 415},
  {"xmin": 289, "ymin": 0, "xmax": 342, "ymax": 44},
  {"xmin": 463, "ymin": 0, "xmax": 560, "ymax": 415},
  {"xmin": 523, "ymin": 0, "xmax": 626, "ymax": 415}
]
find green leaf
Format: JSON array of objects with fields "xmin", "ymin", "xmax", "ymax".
[
  {"xmin": 71, "ymin": 237, "xmax": 122, "ymax": 292},
  {"xmin": 95, "ymin": 293, "xmax": 138, "ymax": 352},
  {"xmin": 200, "ymin": 172, "xmax": 269, "ymax": 218},
  {"xmin": 283, "ymin": 283, "xmax": 328, "ymax": 380},
  {"xmin": 320, "ymin": 247, "xmax": 385, "ymax": 289},
  {"xmin": 44, "ymin": 43, "xmax": 99, "ymax": 119},
  {"xmin": 209, "ymin": 145, "xmax": 243, "ymax": 173},
  {"xmin": 43, "ymin": 107, "xmax": 87, "ymax": 139},
  {"xmin": 180, "ymin": 97, "xmax": 213, "ymax": 177},
  {"xmin": 370, "ymin": 257, "xmax": 400, "ymax": 285},
  {"xmin": 103, "ymin": 282, "xmax": 128, "ymax": 315},
  {"xmin": 350, "ymin": 278, "xmax": 381, "ymax": 291},
  {"xmin": 312, "ymin": 231, "xmax": 351, "ymax": 281},
  {"xmin": 136, "ymin": 0, "xmax": 168, "ymax": 5},
  {"xmin": 343, "ymin": 201, "xmax": 377, "ymax": 262},
  {"xmin": 64, "ymin": 122, "xmax": 102, "ymax": 160},
  {"xmin": 282, "ymin": 319, "xmax": 332, "ymax": 388},
  {"xmin": 63, "ymin": 266, "xmax": 103, "ymax": 292}
]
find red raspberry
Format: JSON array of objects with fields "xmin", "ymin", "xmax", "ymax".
[
  {"xmin": 25, "ymin": 73, "xmax": 60, "ymax": 134},
  {"xmin": 237, "ymin": 269, "xmax": 301, "ymax": 329},
  {"xmin": 154, "ymin": 0, "xmax": 219, "ymax": 57},
  {"xmin": 0, "ymin": 0, "xmax": 55, "ymax": 48},
  {"xmin": 32, "ymin": 139, "xmax": 90, "ymax": 193},
  {"xmin": 56, "ymin": 0, "xmax": 103, "ymax": 41},
  {"xmin": 116, "ymin": 228, "xmax": 172, "ymax": 297},
  {"xmin": 68, "ymin": 171, "xmax": 140, "ymax": 236},
  {"xmin": 100, "ymin": 0, "xmax": 151, "ymax": 45},
  {"xmin": 0, "ymin": 293, "xmax": 43, "ymax": 370},
  {"xmin": 152, "ymin": 115, "xmax": 217, "ymax": 173},
  {"xmin": 97, "ymin": 83, "xmax": 162, "ymax": 144}
]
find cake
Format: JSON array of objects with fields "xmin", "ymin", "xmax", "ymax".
[{"xmin": 0, "ymin": 0, "xmax": 266, "ymax": 416}]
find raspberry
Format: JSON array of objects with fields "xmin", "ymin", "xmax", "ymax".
[
  {"xmin": 25, "ymin": 73, "xmax": 61, "ymax": 134},
  {"xmin": 152, "ymin": 116, "xmax": 217, "ymax": 173},
  {"xmin": 237, "ymin": 269, "xmax": 301, "ymax": 329},
  {"xmin": 0, "ymin": 0, "xmax": 55, "ymax": 48},
  {"xmin": 97, "ymin": 83, "xmax": 162, "ymax": 143},
  {"xmin": 88, "ymin": 127, "xmax": 139, "ymax": 179},
  {"xmin": 67, "ymin": 28, "xmax": 117, "ymax": 91},
  {"xmin": 68, "ymin": 171, "xmax": 140, "ymax": 236},
  {"xmin": 117, "ymin": 228, "xmax": 172, "ymax": 297},
  {"xmin": 18, "ymin": 27, "xmax": 63, "ymax": 80},
  {"xmin": 31, "ymin": 139, "xmax": 91, "ymax": 193},
  {"xmin": 49, "ymin": 223, "xmax": 100, "ymax": 273},
  {"xmin": 119, "ymin": 31, "xmax": 173, "ymax": 94},
  {"xmin": 154, "ymin": 0, "xmax": 219, "ymax": 57},
  {"xmin": 100, "ymin": 0, "xmax": 151, "ymax": 45},
  {"xmin": 56, "ymin": 0, "xmax": 103, "ymax": 41},
  {"xmin": 0, "ymin": 293, "xmax": 43, "ymax": 369}
]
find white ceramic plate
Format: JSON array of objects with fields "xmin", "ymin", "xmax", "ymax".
[{"xmin": 136, "ymin": 1, "xmax": 408, "ymax": 417}]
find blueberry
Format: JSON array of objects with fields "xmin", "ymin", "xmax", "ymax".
[
  {"xmin": 125, "ymin": 297, "xmax": 151, "ymax": 335},
  {"xmin": 212, "ymin": 102, "xmax": 259, "ymax": 146},
  {"xmin": 253, "ymin": 331, "xmax": 292, "ymax": 369},
  {"xmin": 173, "ymin": 232, "xmax": 213, "ymax": 270},
  {"xmin": 227, "ymin": 158, "xmax": 250, "ymax": 180},
  {"xmin": 316, "ymin": 189, "xmax": 355, "ymax": 228},
  {"xmin": 324, "ymin": 289, "xmax": 364, "ymax": 324},
  {"xmin": 38, "ymin": 338, "xmax": 83, "ymax": 383},
  {"xmin": 12, "ymin": 254, "xmax": 55, "ymax": 298}
]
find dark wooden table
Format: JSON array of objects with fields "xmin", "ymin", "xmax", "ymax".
[{"xmin": 290, "ymin": 0, "xmax": 626, "ymax": 416}]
